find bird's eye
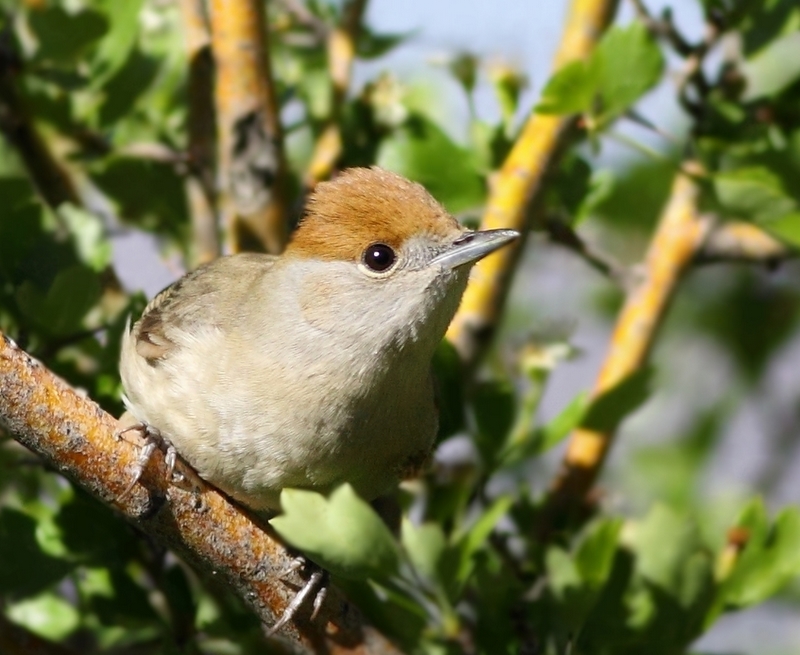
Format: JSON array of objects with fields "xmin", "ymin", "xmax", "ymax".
[{"xmin": 362, "ymin": 243, "xmax": 396, "ymax": 272}]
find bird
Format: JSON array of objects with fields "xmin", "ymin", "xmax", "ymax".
[{"xmin": 118, "ymin": 166, "xmax": 518, "ymax": 513}]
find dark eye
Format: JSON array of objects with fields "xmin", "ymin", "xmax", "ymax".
[{"xmin": 362, "ymin": 243, "xmax": 396, "ymax": 272}]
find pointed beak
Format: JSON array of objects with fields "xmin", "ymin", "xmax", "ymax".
[{"xmin": 430, "ymin": 229, "xmax": 520, "ymax": 270}]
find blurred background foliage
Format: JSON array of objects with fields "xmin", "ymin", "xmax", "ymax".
[{"xmin": 0, "ymin": 0, "xmax": 799, "ymax": 653}]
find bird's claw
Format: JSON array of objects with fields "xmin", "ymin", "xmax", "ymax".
[
  {"xmin": 115, "ymin": 422, "xmax": 181, "ymax": 500},
  {"xmin": 268, "ymin": 561, "xmax": 328, "ymax": 635}
]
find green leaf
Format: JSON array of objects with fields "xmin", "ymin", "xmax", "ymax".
[
  {"xmin": 581, "ymin": 367, "xmax": 653, "ymax": 433},
  {"xmin": 356, "ymin": 28, "xmax": 411, "ymax": 59},
  {"xmin": 575, "ymin": 518, "xmax": 623, "ymax": 588},
  {"xmin": 16, "ymin": 266, "xmax": 102, "ymax": 337},
  {"xmin": 401, "ymin": 518, "xmax": 447, "ymax": 583},
  {"xmin": 765, "ymin": 212, "xmax": 800, "ymax": 247},
  {"xmin": 546, "ymin": 546, "xmax": 581, "ymax": 598},
  {"xmin": 271, "ymin": 485, "xmax": 400, "ymax": 581},
  {"xmin": 29, "ymin": 7, "xmax": 108, "ymax": 62},
  {"xmin": 92, "ymin": 0, "xmax": 145, "ymax": 84},
  {"xmin": 6, "ymin": 592, "xmax": 80, "ymax": 641},
  {"xmin": 593, "ymin": 21, "xmax": 664, "ymax": 121},
  {"xmin": 710, "ymin": 502, "xmax": 800, "ymax": 622},
  {"xmin": 59, "ymin": 204, "xmax": 112, "ymax": 272},
  {"xmin": 376, "ymin": 117, "xmax": 485, "ymax": 214},
  {"xmin": 536, "ymin": 23, "xmax": 663, "ymax": 124},
  {"xmin": 472, "ymin": 380, "xmax": 516, "ymax": 467},
  {"xmin": 537, "ymin": 392, "xmax": 589, "ymax": 454},
  {"xmin": 98, "ymin": 48, "xmax": 160, "ymax": 127},
  {"xmin": 433, "ymin": 340, "xmax": 465, "ymax": 439},
  {"xmin": 449, "ymin": 495, "xmax": 513, "ymax": 593},
  {"xmin": 536, "ymin": 59, "xmax": 597, "ymax": 115},
  {"xmin": 714, "ymin": 167, "xmax": 797, "ymax": 223},
  {"xmin": 0, "ymin": 508, "xmax": 73, "ymax": 599},
  {"xmin": 632, "ymin": 504, "xmax": 712, "ymax": 606}
]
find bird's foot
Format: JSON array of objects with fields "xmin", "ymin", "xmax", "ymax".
[
  {"xmin": 115, "ymin": 420, "xmax": 181, "ymax": 500},
  {"xmin": 268, "ymin": 558, "xmax": 328, "ymax": 635}
]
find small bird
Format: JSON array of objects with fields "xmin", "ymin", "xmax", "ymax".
[{"xmin": 119, "ymin": 167, "xmax": 518, "ymax": 512}]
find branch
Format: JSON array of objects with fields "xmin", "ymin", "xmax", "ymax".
[
  {"xmin": 542, "ymin": 164, "xmax": 712, "ymax": 528},
  {"xmin": 696, "ymin": 220, "xmax": 796, "ymax": 266},
  {"xmin": 0, "ymin": 334, "xmax": 402, "ymax": 655},
  {"xmin": 209, "ymin": 0, "xmax": 290, "ymax": 254},
  {"xmin": 304, "ymin": 0, "xmax": 368, "ymax": 187},
  {"xmin": 445, "ymin": 0, "xmax": 620, "ymax": 370},
  {"xmin": 544, "ymin": 217, "xmax": 630, "ymax": 286},
  {"xmin": 180, "ymin": 0, "xmax": 220, "ymax": 266}
]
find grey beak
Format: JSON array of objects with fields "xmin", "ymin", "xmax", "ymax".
[{"xmin": 431, "ymin": 229, "xmax": 520, "ymax": 270}]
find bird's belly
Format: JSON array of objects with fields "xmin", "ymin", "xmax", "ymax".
[{"xmin": 136, "ymin": 360, "xmax": 437, "ymax": 511}]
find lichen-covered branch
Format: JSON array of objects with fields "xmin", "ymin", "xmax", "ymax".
[
  {"xmin": 0, "ymin": 334, "xmax": 402, "ymax": 655},
  {"xmin": 446, "ymin": 0, "xmax": 620, "ymax": 369},
  {"xmin": 304, "ymin": 0, "xmax": 369, "ymax": 187},
  {"xmin": 181, "ymin": 0, "xmax": 220, "ymax": 266},
  {"xmin": 209, "ymin": 0, "xmax": 289, "ymax": 254},
  {"xmin": 544, "ymin": 165, "xmax": 712, "ymax": 523}
]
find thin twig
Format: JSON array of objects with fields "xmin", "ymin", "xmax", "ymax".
[
  {"xmin": 446, "ymin": 0, "xmax": 621, "ymax": 370},
  {"xmin": 544, "ymin": 217, "xmax": 630, "ymax": 287},
  {"xmin": 695, "ymin": 220, "xmax": 796, "ymax": 266}
]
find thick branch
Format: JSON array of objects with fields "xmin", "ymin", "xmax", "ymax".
[
  {"xmin": 304, "ymin": 0, "xmax": 368, "ymax": 187},
  {"xmin": 543, "ymin": 165, "xmax": 712, "ymax": 525},
  {"xmin": 181, "ymin": 0, "xmax": 220, "ymax": 266},
  {"xmin": 446, "ymin": 0, "xmax": 620, "ymax": 370},
  {"xmin": 0, "ymin": 334, "xmax": 402, "ymax": 655},
  {"xmin": 210, "ymin": 0, "xmax": 289, "ymax": 254}
]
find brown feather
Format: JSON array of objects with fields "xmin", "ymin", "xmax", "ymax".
[{"xmin": 287, "ymin": 167, "xmax": 460, "ymax": 262}]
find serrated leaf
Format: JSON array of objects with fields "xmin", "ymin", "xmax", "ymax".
[
  {"xmin": 710, "ymin": 504, "xmax": 800, "ymax": 621},
  {"xmin": 271, "ymin": 485, "xmax": 399, "ymax": 581},
  {"xmin": 593, "ymin": 22, "xmax": 664, "ymax": 121},
  {"xmin": 632, "ymin": 504, "xmax": 709, "ymax": 600},
  {"xmin": 714, "ymin": 167, "xmax": 797, "ymax": 223},
  {"xmin": 536, "ymin": 23, "xmax": 663, "ymax": 124}
]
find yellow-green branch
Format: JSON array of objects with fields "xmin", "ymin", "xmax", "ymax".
[{"xmin": 446, "ymin": 0, "xmax": 620, "ymax": 369}]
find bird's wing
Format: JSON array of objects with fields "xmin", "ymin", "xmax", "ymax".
[{"xmin": 131, "ymin": 253, "xmax": 278, "ymax": 364}]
